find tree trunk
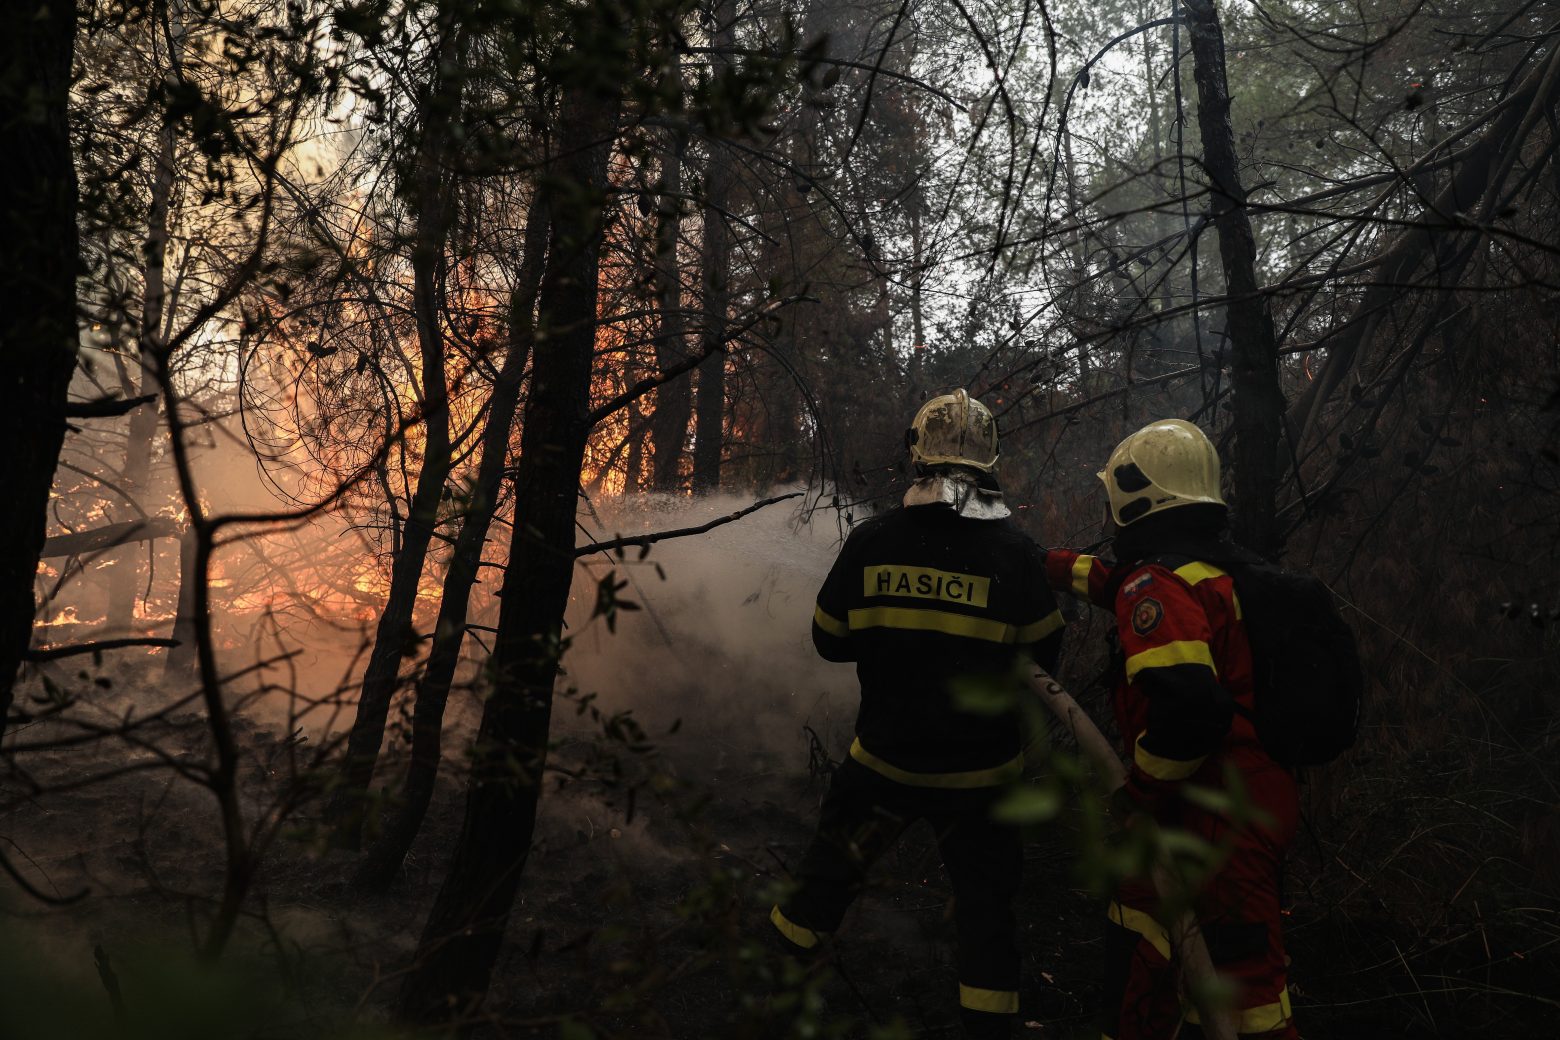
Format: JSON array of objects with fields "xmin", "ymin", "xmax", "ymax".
[
  {"xmin": 163, "ymin": 526, "xmax": 199, "ymax": 681},
  {"xmin": 0, "ymin": 0, "xmax": 79, "ymax": 739},
  {"xmin": 326, "ymin": 21, "xmax": 462, "ymax": 847},
  {"xmin": 395, "ymin": 82, "xmax": 620, "ymax": 1022},
  {"xmin": 650, "ymin": 135, "xmax": 692, "ymax": 491},
  {"xmin": 907, "ymin": 198, "xmax": 928, "ymax": 400},
  {"xmin": 624, "ymin": 396, "xmax": 646, "ymax": 491},
  {"xmin": 1061, "ymin": 123, "xmax": 1094, "ymax": 385},
  {"xmin": 1180, "ymin": 0, "xmax": 1285, "ymax": 556},
  {"xmin": 691, "ymin": 0, "xmax": 733, "ymax": 493},
  {"xmin": 353, "ymin": 192, "xmax": 550, "ymax": 890},
  {"xmin": 107, "ymin": 3, "xmax": 183, "ymax": 633}
]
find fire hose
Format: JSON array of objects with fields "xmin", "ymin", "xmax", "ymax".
[{"xmin": 1028, "ymin": 667, "xmax": 1241, "ymax": 1040}]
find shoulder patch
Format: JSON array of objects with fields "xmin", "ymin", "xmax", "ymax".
[
  {"xmin": 1130, "ymin": 597, "xmax": 1164, "ymax": 637},
  {"xmin": 1122, "ymin": 572, "xmax": 1156, "ymax": 598}
]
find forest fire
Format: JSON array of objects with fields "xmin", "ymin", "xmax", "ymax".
[
  {"xmin": 4, "ymin": 1, "xmax": 1558, "ymax": 1039},
  {"xmin": 39, "ymin": 606, "xmax": 98, "ymax": 628}
]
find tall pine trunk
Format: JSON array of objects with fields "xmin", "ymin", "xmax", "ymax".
[
  {"xmin": 1181, "ymin": 0, "xmax": 1285, "ymax": 555},
  {"xmin": 691, "ymin": 0, "xmax": 733, "ymax": 493},
  {"xmin": 326, "ymin": 22, "xmax": 462, "ymax": 846},
  {"xmin": 650, "ymin": 134, "xmax": 691, "ymax": 491},
  {"xmin": 353, "ymin": 192, "xmax": 550, "ymax": 889},
  {"xmin": 0, "ymin": 0, "xmax": 79, "ymax": 738},
  {"xmin": 395, "ymin": 82, "xmax": 620, "ymax": 1021}
]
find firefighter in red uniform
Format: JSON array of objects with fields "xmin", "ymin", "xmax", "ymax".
[
  {"xmin": 1043, "ymin": 419, "xmax": 1300, "ymax": 1039},
  {"xmin": 772, "ymin": 390, "xmax": 1065, "ymax": 1040}
]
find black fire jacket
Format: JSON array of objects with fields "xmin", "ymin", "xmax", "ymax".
[{"xmin": 811, "ymin": 504, "xmax": 1064, "ymax": 784}]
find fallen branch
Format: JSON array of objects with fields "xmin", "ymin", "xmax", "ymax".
[
  {"xmin": 1028, "ymin": 667, "xmax": 1240, "ymax": 1040},
  {"xmin": 24, "ymin": 638, "xmax": 179, "ymax": 662},
  {"xmin": 41, "ymin": 517, "xmax": 178, "ymax": 558},
  {"xmin": 574, "ymin": 491, "xmax": 804, "ymax": 557}
]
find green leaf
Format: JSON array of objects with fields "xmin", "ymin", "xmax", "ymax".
[
  {"xmin": 949, "ymin": 674, "xmax": 1018, "ymax": 715},
  {"xmin": 992, "ymin": 784, "xmax": 1063, "ymax": 823},
  {"xmin": 1178, "ymin": 783, "xmax": 1236, "ymax": 816}
]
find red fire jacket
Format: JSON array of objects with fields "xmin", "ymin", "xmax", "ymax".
[{"xmin": 1044, "ymin": 550, "xmax": 1273, "ymax": 812}]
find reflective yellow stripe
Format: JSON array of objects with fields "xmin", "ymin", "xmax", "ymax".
[
  {"xmin": 1108, "ymin": 901, "xmax": 1171, "ymax": 960},
  {"xmin": 1185, "ymin": 987, "xmax": 1292, "ymax": 1032},
  {"xmin": 770, "ymin": 905, "xmax": 821, "ymax": 950},
  {"xmin": 958, "ymin": 984, "xmax": 1019, "ymax": 1014},
  {"xmin": 849, "ymin": 738, "xmax": 1022, "ymax": 788},
  {"xmin": 1173, "ymin": 561, "xmax": 1225, "ymax": 585},
  {"xmin": 813, "ymin": 604, "xmax": 849, "ymax": 638},
  {"xmin": 1124, "ymin": 639, "xmax": 1216, "ymax": 680},
  {"xmin": 1133, "ymin": 733, "xmax": 1206, "ymax": 781},
  {"xmin": 1173, "ymin": 561, "xmax": 1242, "ymax": 619},
  {"xmin": 1070, "ymin": 555, "xmax": 1096, "ymax": 597},
  {"xmin": 1014, "ymin": 609, "xmax": 1064, "ymax": 643},
  {"xmin": 849, "ymin": 605, "xmax": 1021, "ymax": 644}
]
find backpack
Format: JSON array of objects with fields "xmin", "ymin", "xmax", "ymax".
[
  {"xmin": 1126, "ymin": 547, "xmax": 1365, "ymax": 768},
  {"xmin": 1222, "ymin": 560, "xmax": 1364, "ymax": 767}
]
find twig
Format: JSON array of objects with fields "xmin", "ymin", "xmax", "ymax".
[
  {"xmin": 63, "ymin": 393, "xmax": 158, "ymax": 418},
  {"xmin": 573, "ymin": 491, "xmax": 803, "ymax": 557},
  {"xmin": 586, "ymin": 297, "xmax": 810, "ymax": 425},
  {"xmin": 0, "ymin": 838, "xmax": 88, "ymax": 905}
]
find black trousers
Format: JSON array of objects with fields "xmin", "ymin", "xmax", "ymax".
[{"xmin": 772, "ymin": 756, "xmax": 1023, "ymax": 1036}]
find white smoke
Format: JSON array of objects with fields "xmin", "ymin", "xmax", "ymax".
[{"xmin": 558, "ymin": 491, "xmax": 861, "ymax": 775}]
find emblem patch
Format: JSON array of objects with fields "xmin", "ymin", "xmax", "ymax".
[
  {"xmin": 1123, "ymin": 572, "xmax": 1155, "ymax": 597},
  {"xmin": 1131, "ymin": 597, "xmax": 1163, "ymax": 637}
]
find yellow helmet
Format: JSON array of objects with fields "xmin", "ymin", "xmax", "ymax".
[
  {"xmin": 908, "ymin": 389, "xmax": 999, "ymax": 472},
  {"xmin": 1099, "ymin": 418, "xmax": 1226, "ymax": 526}
]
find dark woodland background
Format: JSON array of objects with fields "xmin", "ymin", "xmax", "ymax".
[{"xmin": 1, "ymin": 0, "xmax": 1558, "ymax": 1036}]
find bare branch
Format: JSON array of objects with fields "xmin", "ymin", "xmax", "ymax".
[{"xmin": 575, "ymin": 491, "xmax": 804, "ymax": 557}]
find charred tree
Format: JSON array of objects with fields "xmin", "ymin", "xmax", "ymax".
[
  {"xmin": 353, "ymin": 192, "xmax": 550, "ymax": 890},
  {"xmin": 1180, "ymin": 0, "xmax": 1285, "ymax": 556},
  {"xmin": 395, "ymin": 80, "xmax": 621, "ymax": 1021},
  {"xmin": 0, "ymin": 0, "xmax": 79, "ymax": 738},
  {"xmin": 650, "ymin": 134, "xmax": 692, "ymax": 491},
  {"xmin": 326, "ymin": 20, "xmax": 464, "ymax": 847},
  {"xmin": 691, "ymin": 0, "xmax": 734, "ymax": 494}
]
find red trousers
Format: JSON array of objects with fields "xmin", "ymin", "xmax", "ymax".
[{"xmin": 1102, "ymin": 758, "xmax": 1300, "ymax": 1039}]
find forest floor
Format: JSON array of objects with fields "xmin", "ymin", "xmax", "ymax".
[{"xmin": 2, "ymin": 669, "xmax": 1556, "ymax": 1040}]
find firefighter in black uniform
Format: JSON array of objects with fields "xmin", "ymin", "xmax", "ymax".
[{"xmin": 770, "ymin": 390, "xmax": 1065, "ymax": 1040}]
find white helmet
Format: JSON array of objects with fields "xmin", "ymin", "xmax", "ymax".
[
  {"xmin": 1099, "ymin": 418, "xmax": 1226, "ymax": 526},
  {"xmin": 908, "ymin": 389, "xmax": 999, "ymax": 472}
]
